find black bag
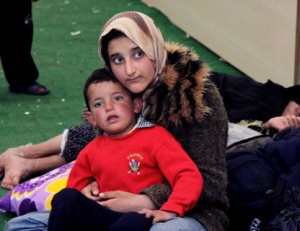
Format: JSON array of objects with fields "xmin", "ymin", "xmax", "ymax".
[
  {"xmin": 265, "ymin": 186, "xmax": 300, "ymax": 231},
  {"xmin": 226, "ymin": 128, "xmax": 300, "ymax": 231}
]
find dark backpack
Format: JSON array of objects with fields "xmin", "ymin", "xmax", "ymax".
[{"xmin": 226, "ymin": 128, "xmax": 300, "ymax": 231}]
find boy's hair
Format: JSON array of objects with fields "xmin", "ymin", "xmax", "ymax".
[{"xmin": 83, "ymin": 68, "xmax": 122, "ymax": 111}]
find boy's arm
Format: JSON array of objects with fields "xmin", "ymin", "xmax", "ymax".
[
  {"xmin": 67, "ymin": 147, "xmax": 94, "ymax": 191},
  {"xmin": 151, "ymin": 133, "xmax": 203, "ymax": 217},
  {"xmin": 142, "ymin": 82, "xmax": 229, "ymax": 226}
]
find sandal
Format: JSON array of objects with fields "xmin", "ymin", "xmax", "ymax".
[{"xmin": 9, "ymin": 83, "xmax": 50, "ymax": 96}]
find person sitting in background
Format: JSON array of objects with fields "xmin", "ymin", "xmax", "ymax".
[{"xmin": 210, "ymin": 72, "xmax": 300, "ymax": 134}]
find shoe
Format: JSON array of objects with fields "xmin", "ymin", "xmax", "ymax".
[{"xmin": 9, "ymin": 82, "xmax": 50, "ymax": 96}]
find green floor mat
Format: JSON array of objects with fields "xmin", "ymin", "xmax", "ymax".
[{"xmin": 0, "ymin": 0, "xmax": 242, "ymax": 228}]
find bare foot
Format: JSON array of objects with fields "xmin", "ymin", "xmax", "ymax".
[
  {"xmin": 0, "ymin": 144, "xmax": 31, "ymax": 179},
  {"xmin": 1, "ymin": 156, "xmax": 31, "ymax": 190}
]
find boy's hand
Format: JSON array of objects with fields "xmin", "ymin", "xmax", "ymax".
[
  {"xmin": 81, "ymin": 181, "xmax": 101, "ymax": 201},
  {"xmin": 98, "ymin": 191, "xmax": 155, "ymax": 212}
]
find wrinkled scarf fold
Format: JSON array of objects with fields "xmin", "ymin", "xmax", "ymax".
[{"xmin": 98, "ymin": 11, "xmax": 167, "ymax": 117}]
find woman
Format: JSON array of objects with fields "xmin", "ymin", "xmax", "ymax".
[{"xmin": 4, "ymin": 11, "xmax": 228, "ymax": 231}]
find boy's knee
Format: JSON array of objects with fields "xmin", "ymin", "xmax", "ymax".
[
  {"xmin": 111, "ymin": 212, "xmax": 152, "ymax": 231},
  {"xmin": 52, "ymin": 188, "xmax": 80, "ymax": 205}
]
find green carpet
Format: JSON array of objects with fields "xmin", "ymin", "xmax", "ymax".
[{"xmin": 0, "ymin": 0, "xmax": 242, "ymax": 228}]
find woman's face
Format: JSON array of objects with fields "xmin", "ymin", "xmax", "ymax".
[{"xmin": 107, "ymin": 36, "xmax": 155, "ymax": 94}]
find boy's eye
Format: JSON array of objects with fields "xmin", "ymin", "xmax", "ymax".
[
  {"xmin": 114, "ymin": 96, "xmax": 123, "ymax": 101},
  {"xmin": 94, "ymin": 102, "xmax": 103, "ymax": 107}
]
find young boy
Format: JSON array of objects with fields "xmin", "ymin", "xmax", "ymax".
[{"xmin": 48, "ymin": 68, "xmax": 203, "ymax": 231}]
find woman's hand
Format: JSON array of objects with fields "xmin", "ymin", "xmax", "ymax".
[
  {"xmin": 81, "ymin": 181, "xmax": 102, "ymax": 201},
  {"xmin": 98, "ymin": 191, "xmax": 156, "ymax": 213},
  {"xmin": 264, "ymin": 115, "xmax": 300, "ymax": 131},
  {"xmin": 139, "ymin": 209, "xmax": 177, "ymax": 224}
]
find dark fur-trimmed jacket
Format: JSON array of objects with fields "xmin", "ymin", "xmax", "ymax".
[{"xmin": 63, "ymin": 43, "xmax": 229, "ymax": 231}]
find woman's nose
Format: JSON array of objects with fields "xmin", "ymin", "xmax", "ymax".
[{"xmin": 125, "ymin": 60, "xmax": 136, "ymax": 76}]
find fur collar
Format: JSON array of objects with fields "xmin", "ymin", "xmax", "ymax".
[{"xmin": 145, "ymin": 42, "xmax": 212, "ymax": 128}]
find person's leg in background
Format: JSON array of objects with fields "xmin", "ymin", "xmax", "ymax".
[{"xmin": 0, "ymin": 0, "xmax": 49, "ymax": 95}]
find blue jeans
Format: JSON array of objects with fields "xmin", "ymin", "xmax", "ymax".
[
  {"xmin": 5, "ymin": 211, "xmax": 206, "ymax": 231},
  {"xmin": 150, "ymin": 217, "xmax": 207, "ymax": 231},
  {"xmin": 4, "ymin": 211, "xmax": 49, "ymax": 231}
]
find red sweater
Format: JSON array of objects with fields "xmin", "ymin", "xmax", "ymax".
[{"xmin": 67, "ymin": 126, "xmax": 203, "ymax": 216}]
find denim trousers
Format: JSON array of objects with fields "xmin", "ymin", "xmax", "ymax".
[
  {"xmin": 5, "ymin": 211, "xmax": 207, "ymax": 231},
  {"xmin": 4, "ymin": 210, "xmax": 49, "ymax": 231}
]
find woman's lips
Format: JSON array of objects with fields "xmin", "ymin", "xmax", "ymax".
[{"xmin": 127, "ymin": 76, "xmax": 140, "ymax": 83}]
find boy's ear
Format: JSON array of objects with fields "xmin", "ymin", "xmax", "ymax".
[
  {"xmin": 133, "ymin": 98, "xmax": 143, "ymax": 113},
  {"xmin": 85, "ymin": 111, "xmax": 97, "ymax": 127}
]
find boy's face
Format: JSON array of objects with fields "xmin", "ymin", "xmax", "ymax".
[{"xmin": 85, "ymin": 81, "xmax": 142, "ymax": 137}]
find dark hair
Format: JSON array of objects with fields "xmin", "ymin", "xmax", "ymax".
[
  {"xmin": 83, "ymin": 68, "xmax": 121, "ymax": 111},
  {"xmin": 100, "ymin": 29, "xmax": 126, "ymax": 71}
]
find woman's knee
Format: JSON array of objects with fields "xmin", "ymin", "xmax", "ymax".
[
  {"xmin": 4, "ymin": 211, "xmax": 50, "ymax": 231},
  {"xmin": 150, "ymin": 217, "xmax": 207, "ymax": 231}
]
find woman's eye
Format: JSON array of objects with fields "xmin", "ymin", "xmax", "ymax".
[
  {"xmin": 113, "ymin": 57, "xmax": 123, "ymax": 64},
  {"xmin": 134, "ymin": 51, "xmax": 144, "ymax": 58}
]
